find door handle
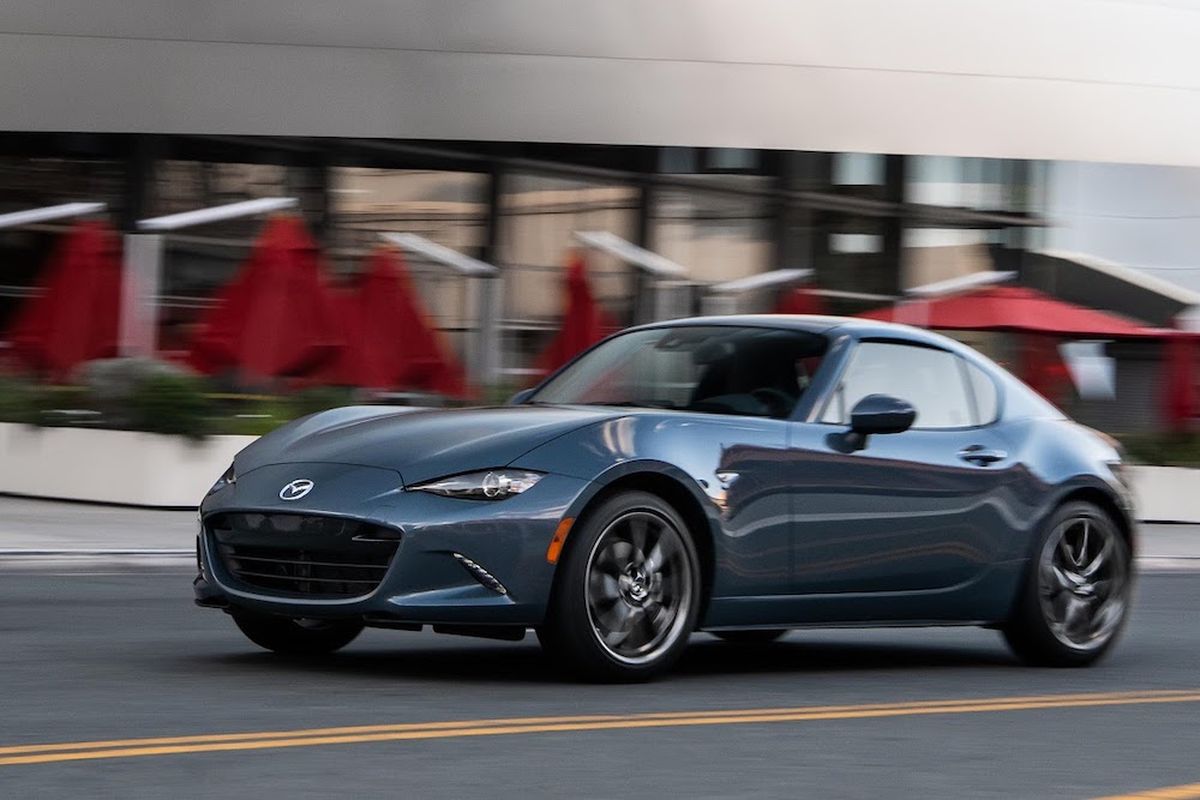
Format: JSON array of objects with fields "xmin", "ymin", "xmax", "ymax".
[{"xmin": 958, "ymin": 445, "xmax": 1007, "ymax": 466}]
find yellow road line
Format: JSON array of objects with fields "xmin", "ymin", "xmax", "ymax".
[
  {"xmin": 3, "ymin": 689, "xmax": 1199, "ymax": 767},
  {"xmin": 1093, "ymin": 783, "xmax": 1200, "ymax": 800},
  {"xmin": 0, "ymin": 688, "xmax": 1187, "ymax": 757}
]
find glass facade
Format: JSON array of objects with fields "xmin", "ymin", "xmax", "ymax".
[
  {"xmin": 331, "ymin": 167, "xmax": 488, "ymax": 357},
  {"xmin": 0, "ymin": 134, "xmax": 1047, "ymax": 381},
  {"xmin": 0, "ymin": 155, "xmax": 128, "ymax": 332}
]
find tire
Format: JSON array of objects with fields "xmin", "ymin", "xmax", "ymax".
[
  {"xmin": 231, "ymin": 609, "xmax": 364, "ymax": 656},
  {"xmin": 1002, "ymin": 500, "xmax": 1132, "ymax": 667},
  {"xmin": 537, "ymin": 491, "xmax": 702, "ymax": 682},
  {"xmin": 712, "ymin": 629, "xmax": 788, "ymax": 644}
]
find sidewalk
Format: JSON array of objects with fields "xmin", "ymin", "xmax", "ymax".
[
  {"xmin": 0, "ymin": 497, "xmax": 195, "ymax": 569},
  {"xmin": 1, "ymin": 496, "xmax": 1198, "ymax": 569}
]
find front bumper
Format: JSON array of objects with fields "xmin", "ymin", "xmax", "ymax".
[{"xmin": 194, "ymin": 461, "xmax": 590, "ymax": 627}]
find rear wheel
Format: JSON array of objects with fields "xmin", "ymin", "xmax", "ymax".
[
  {"xmin": 231, "ymin": 609, "xmax": 363, "ymax": 656},
  {"xmin": 537, "ymin": 491, "xmax": 701, "ymax": 682},
  {"xmin": 712, "ymin": 630, "xmax": 788, "ymax": 644},
  {"xmin": 1002, "ymin": 501, "xmax": 1132, "ymax": 667}
]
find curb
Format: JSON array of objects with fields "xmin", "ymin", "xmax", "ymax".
[
  {"xmin": 0, "ymin": 549, "xmax": 194, "ymax": 572},
  {"xmin": 1137, "ymin": 556, "xmax": 1200, "ymax": 572},
  {"xmin": 0, "ymin": 549, "xmax": 192, "ymax": 557}
]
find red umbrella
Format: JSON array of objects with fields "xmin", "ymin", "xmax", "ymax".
[
  {"xmin": 1162, "ymin": 331, "xmax": 1197, "ymax": 432},
  {"xmin": 4, "ymin": 220, "xmax": 122, "ymax": 380},
  {"xmin": 326, "ymin": 247, "xmax": 467, "ymax": 396},
  {"xmin": 535, "ymin": 251, "xmax": 614, "ymax": 375},
  {"xmin": 188, "ymin": 216, "xmax": 342, "ymax": 384},
  {"xmin": 859, "ymin": 285, "xmax": 1153, "ymax": 337},
  {"xmin": 773, "ymin": 287, "xmax": 827, "ymax": 315}
]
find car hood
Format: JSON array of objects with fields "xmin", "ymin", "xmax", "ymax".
[{"xmin": 234, "ymin": 404, "xmax": 619, "ymax": 486}]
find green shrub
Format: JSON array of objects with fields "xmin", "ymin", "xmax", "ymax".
[
  {"xmin": 481, "ymin": 381, "xmax": 524, "ymax": 406},
  {"xmin": 1118, "ymin": 433, "xmax": 1200, "ymax": 468},
  {"xmin": 126, "ymin": 373, "xmax": 214, "ymax": 439},
  {"xmin": 213, "ymin": 396, "xmax": 295, "ymax": 437},
  {"xmin": 0, "ymin": 378, "xmax": 97, "ymax": 427},
  {"xmin": 288, "ymin": 386, "xmax": 357, "ymax": 419},
  {"xmin": 0, "ymin": 376, "xmax": 38, "ymax": 424}
]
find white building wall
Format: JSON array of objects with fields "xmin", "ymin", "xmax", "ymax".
[
  {"xmin": 3, "ymin": 0, "xmax": 1200, "ymax": 165},
  {"xmin": 1047, "ymin": 162, "xmax": 1200, "ymax": 292}
]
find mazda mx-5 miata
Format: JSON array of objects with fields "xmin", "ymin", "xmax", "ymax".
[{"xmin": 195, "ymin": 315, "xmax": 1135, "ymax": 680}]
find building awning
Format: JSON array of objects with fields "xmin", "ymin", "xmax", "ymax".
[{"xmin": 859, "ymin": 285, "xmax": 1159, "ymax": 338}]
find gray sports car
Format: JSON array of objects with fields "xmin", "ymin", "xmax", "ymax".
[{"xmin": 195, "ymin": 315, "xmax": 1135, "ymax": 681}]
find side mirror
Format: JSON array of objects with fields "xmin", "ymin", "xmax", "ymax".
[
  {"xmin": 508, "ymin": 388, "xmax": 536, "ymax": 405},
  {"xmin": 846, "ymin": 394, "xmax": 915, "ymax": 449}
]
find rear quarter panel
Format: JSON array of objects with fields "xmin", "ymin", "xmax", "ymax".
[{"xmin": 993, "ymin": 416, "xmax": 1133, "ymax": 560}]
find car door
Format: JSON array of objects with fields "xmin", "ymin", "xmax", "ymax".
[{"xmin": 785, "ymin": 339, "xmax": 1014, "ymax": 596}]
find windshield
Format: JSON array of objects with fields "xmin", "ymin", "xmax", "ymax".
[{"xmin": 528, "ymin": 325, "xmax": 828, "ymax": 419}]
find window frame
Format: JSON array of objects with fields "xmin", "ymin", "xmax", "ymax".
[
  {"xmin": 960, "ymin": 357, "xmax": 1002, "ymax": 426},
  {"xmin": 812, "ymin": 338, "xmax": 998, "ymax": 431}
]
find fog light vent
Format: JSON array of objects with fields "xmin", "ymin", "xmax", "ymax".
[{"xmin": 452, "ymin": 553, "xmax": 508, "ymax": 595}]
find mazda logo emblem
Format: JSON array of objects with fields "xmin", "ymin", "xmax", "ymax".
[{"xmin": 279, "ymin": 479, "xmax": 314, "ymax": 501}]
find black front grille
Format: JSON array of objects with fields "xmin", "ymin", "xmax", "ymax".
[{"xmin": 208, "ymin": 513, "xmax": 400, "ymax": 599}]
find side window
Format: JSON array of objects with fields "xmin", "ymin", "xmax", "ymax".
[
  {"xmin": 964, "ymin": 361, "xmax": 999, "ymax": 424},
  {"xmin": 820, "ymin": 342, "xmax": 973, "ymax": 429}
]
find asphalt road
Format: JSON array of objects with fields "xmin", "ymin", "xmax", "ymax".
[{"xmin": 2, "ymin": 565, "xmax": 1199, "ymax": 799}]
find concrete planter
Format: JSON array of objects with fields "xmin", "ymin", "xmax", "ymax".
[
  {"xmin": 0, "ymin": 423, "xmax": 255, "ymax": 508},
  {"xmin": 1128, "ymin": 465, "xmax": 1200, "ymax": 524}
]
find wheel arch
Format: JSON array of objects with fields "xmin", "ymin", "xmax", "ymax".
[
  {"xmin": 996, "ymin": 482, "xmax": 1135, "ymax": 628},
  {"xmin": 563, "ymin": 465, "xmax": 720, "ymax": 621},
  {"xmin": 1046, "ymin": 483, "xmax": 1136, "ymax": 558}
]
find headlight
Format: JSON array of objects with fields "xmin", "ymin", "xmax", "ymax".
[
  {"xmin": 208, "ymin": 463, "xmax": 236, "ymax": 495},
  {"xmin": 409, "ymin": 469, "xmax": 543, "ymax": 500}
]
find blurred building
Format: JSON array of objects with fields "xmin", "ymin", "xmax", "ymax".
[{"xmin": 2, "ymin": 0, "xmax": 1199, "ymax": 392}]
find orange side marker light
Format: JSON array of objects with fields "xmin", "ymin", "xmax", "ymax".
[{"xmin": 546, "ymin": 517, "xmax": 574, "ymax": 564}]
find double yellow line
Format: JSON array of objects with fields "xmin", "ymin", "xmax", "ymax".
[{"xmin": 3, "ymin": 688, "xmax": 1199, "ymax": 767}]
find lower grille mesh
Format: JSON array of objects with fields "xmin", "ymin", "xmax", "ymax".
[{"xmin": 208, "ymin": 513, "xmax": 399, "ymax": 599}]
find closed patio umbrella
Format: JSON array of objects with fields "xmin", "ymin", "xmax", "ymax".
[
  {"xmin": 4, "ymin": 220, "xmax": 122, "ymax": 380},
  {"xmin": 535, "ymin": 251, "xmax": 614, "ymax": 375},
  {"xmin": 327, "ymin": 246, "xmax": 466, "ymax": 396},
  {"xmin": 188, "ymin": 215, "xmax": 342, "ymax": 384}
]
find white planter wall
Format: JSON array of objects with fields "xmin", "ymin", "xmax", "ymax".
[
  {"xmin": 1128, "ymin": 466, "xmax": 1200, "ymax": 524},
  {"xmin": 0, "ymin": 423, "xmax": 256, "ymax": 508}
]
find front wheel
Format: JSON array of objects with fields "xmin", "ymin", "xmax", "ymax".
[
  {"xmin": 537, "ymin": 491, "xmax": 701, "ymax": 682},
  {"xmin": 1002, "ymin": 501, "xmax": 1132, "ymax": 667},
  {"xmin": 231, "ymin": 609, "xmax": 364, "ymax": 656}
]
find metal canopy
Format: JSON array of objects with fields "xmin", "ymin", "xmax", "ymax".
[
  {"xmin": 572, "ymin": 231, "xmax": 687, "ymax": 277},
  {"xmin": 807, "ymin": 288, "xmax": 897, "ymax": 302},
  {"xmin": 382, "ymin": 233, "xmax": 498, "ymax": 276},
  {"xmin": 0, "ymin": 202, "xmax": 105, "ymax": 230},
  {"xmin": 137, "ymin": 197, "xmax": 298, "ymax": 232},
  {"xmin": 710, "ymin": 268, "xmax": 813, "ymax": 294},
  {"xmin": 907, "ymin": 270, "xmax": 1016, "ymax": 298}
]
